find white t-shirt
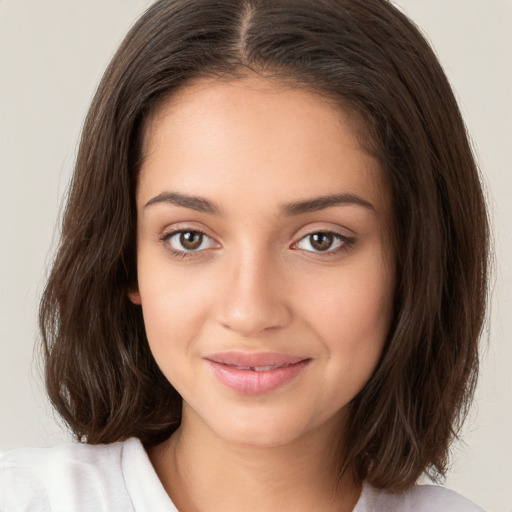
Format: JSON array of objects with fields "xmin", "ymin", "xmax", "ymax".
[{"xmin": 0, "ymin": 438, "xmax": 485, "ymax": 511}]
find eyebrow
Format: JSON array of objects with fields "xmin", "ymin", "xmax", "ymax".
[
  {"xmin": 145, "ymin": 192, "xmax": 221, "ymax": 214},
  {"xmin": 281, "ymin": 193, "xmax": 375, "ymax": 216},
  {"xmin": 144, "ymin": 191, "xmax": 375, "ymax": 215}
]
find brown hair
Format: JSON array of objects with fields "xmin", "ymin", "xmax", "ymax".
[{"xmin": 40, "ymin": 0, "xmax": 489, "ymax": 491}]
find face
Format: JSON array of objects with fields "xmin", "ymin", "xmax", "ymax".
[{"xmin": 130, "ymin": 77, "xmax": 395, "ymax": 448}]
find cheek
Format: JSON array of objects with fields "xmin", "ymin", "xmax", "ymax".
[
  {"xmin": 306, "ymin": 259, "xmax": 392, "ymax": 326},
  {"xmin": 298, "ymin": 254, "xmax": 394, "ymax": 371},
  {"xmin": 137, "ymin": 276, "xmax": 211, "ymax": 396},
  {"xmin": 136, "ymin": 255, "xmax": 213, "ymax": 358}
]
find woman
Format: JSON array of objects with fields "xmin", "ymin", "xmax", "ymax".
[{"xmin": 0, "ymin": 1, "xmax": 489, "ymax": 510}]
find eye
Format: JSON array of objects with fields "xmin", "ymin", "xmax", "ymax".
[
  {"xmin": 294, "ymin": 231, "xmax": 351, "ymax": 254},
  {"xmin": 161, "ymin": 229, "xmax": 218, "ymax": 256}
]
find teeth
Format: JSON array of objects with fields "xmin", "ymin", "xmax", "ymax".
[
  {"xmin": 230, "ymin": 364, "xmax": 280, "ymax": 371},
  {"xmin": 252, "ymin": 365, "xmax": 276, "ymax": 372},
  {"xmin": 224, "ymin": 362, "xmax": 298, "ymax": 371}
]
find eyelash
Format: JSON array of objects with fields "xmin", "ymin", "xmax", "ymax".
[
  {"xmin": 159, "ymin": 229, "xmax": 354, "ymax": 259},
  {"xmin": 160, "ymin": 229, "xmax": 213, "ymax": 260}
]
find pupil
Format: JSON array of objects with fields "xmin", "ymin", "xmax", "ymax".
[
  {"xmin": 311, "ymin": 233, "xmax": 333, "ymax": 251},
  {"xmin": 180, "ymin": 231, "xmax": 202, "ymax": 250}
]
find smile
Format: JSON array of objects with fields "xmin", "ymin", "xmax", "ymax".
[
  {"xmin": 204, "ymin": 352, "xmax": 311, "ymax": 395},
  {"xmin": 231, "ymin": 364, "xmax": 292, "ymax": 372}
]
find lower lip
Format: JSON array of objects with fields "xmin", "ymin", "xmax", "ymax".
[{"xmin": 206, "ymin": 360, "xmax": 310, "ymax": 395}]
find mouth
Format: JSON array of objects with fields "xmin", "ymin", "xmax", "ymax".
[
  {"xmin": 226, "ymin": 364, "xmax": 296, "ymax": 372},
  {"xmin": 204, "ymin": 351, "xmax": 311, "ymax": 395}
]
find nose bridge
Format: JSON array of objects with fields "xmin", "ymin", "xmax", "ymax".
[{"xmin": 217, "ymin": 242, "xmax": 291, "ymax": 337}]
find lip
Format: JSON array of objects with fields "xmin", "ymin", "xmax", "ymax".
[{"xmin": 204, "ymin": 351, "xmax": 311, "ymax": 395}]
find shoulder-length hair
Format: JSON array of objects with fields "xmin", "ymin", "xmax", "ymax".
[{"xmin": 40, "ymin": 0, "xmax": 489, "ymax": 491}]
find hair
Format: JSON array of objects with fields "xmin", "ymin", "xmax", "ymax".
[{"xmin": 39, "ymin": 0, "xmax": 489, "ymax": 492}]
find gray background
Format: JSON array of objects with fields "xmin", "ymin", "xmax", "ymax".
[{"xmin": 0, "ymin": 1, "xmax": 510, "ymax": 510}]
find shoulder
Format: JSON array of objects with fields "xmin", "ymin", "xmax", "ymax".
[
  {"xmin": 0, "ymin": 438, "xmax": 139, "ymax": 511},
  {"xmin": 358, "ymin": 482, "xmax": 486, "ymax": 512},
  {"xmin": 404, "ymin": 485, "xmax": 485, "ymax": 511}
]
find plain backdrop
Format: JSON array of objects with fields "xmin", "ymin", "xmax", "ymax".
[{"xmin": 0, "ymin": 1, "xmax": 511, "ymax": 510}]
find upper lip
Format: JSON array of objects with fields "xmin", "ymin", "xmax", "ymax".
[{"xmin": 205, "ymin": 351, "xmax": 309, "ymax": 369}]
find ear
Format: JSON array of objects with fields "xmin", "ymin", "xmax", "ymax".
[{"xmin": 128, "ymin": 285, "xmax": 142, "ymax": 305}]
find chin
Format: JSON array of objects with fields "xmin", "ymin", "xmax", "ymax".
[
  {"xmin": 219, "ymin": 424, "xmax": 304, "ymax": 449},
  {"xmin": 202, "ymin": 406, "xmax": 330, "ymax": 449}
]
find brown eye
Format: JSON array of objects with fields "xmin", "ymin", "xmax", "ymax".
[
  {"xmin": 163, "ymin": 229, "xmax": 218, "ymax": 255},
  {"xmin": 180, "ymin": 231, "xmax": 203, "ymax": 250},
  {"xmin": 310, "ymin": 232, "xmax": 334, "ymax": 251},
  {"xmin": 295, "ymin": 231, "xmax": 349, "ymax": 254}
]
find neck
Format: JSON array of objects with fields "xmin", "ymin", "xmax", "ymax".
[{"xmin": 148, "ymin": 409, "xmax": 361, "ymax": 512}]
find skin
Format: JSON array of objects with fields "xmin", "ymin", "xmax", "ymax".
[{"xmin": 130, "ymin": 76, "xmax": 395, "ymax": 512}]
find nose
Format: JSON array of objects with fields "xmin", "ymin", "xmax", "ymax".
[{"xmin": 215, "ymin": 248, "xmax": 292, "ymax": 338}]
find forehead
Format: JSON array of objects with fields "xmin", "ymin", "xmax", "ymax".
[
  {"xmin": 144, "ymin": 76, "xmax": 366, "ymax": 157},
  {"xmin": 138, "ymin": 77, "xmax": 390, "ymax": 218}
]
